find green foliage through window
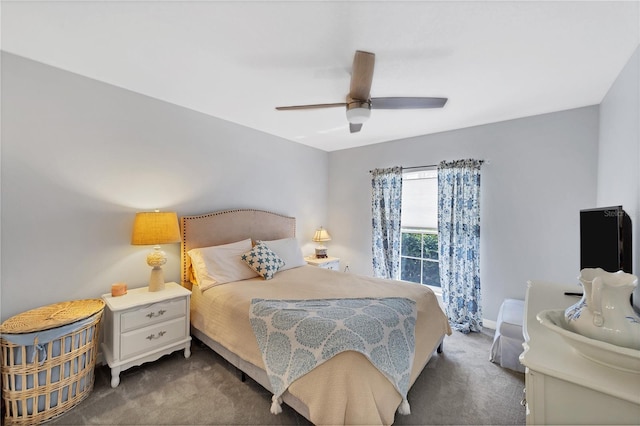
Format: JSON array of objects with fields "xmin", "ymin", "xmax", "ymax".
[{"xmin": 400, "ymin": 231, "xmax": 440, "ymax": 287}]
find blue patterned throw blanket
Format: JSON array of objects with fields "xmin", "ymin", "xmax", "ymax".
[{"xmin": 249, "ymin": 297, "xmax": 417, "ymax": 415}]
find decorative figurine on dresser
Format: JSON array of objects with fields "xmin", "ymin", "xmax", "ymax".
[{"xmin": 564, "ymin": 268, "xmax": 640, "ymax": 349}]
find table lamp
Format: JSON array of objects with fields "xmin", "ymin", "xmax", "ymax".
[
  {"xmin": 312, "ymin": 227, "xmax": 332, "ymax": 258},
  {"xmin": 131, "ymin": 210, "xmax": 181, "ymax": 292}
]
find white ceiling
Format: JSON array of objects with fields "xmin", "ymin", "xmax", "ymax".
[{"xmin": 2, "ymin": 1, "xmax": 639, "ymax": 152}]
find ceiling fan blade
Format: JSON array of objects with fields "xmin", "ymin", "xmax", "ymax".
[
  {"xmin": 371, "ymin": 97, "xmax": 448, "ymax": 109},
  {"xmin": 349, "ymin": 123, "xmax": 363, "ymax": 133},
  {"xmin": 349, "ymin": 51, "xmax": 375, "ymax": 101},
  {"xmin": 276, "ymin": 102, "xmax": 347, "ymax": 111}
]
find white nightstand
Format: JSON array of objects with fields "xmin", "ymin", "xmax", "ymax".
[
  {"xmin": 101, "ymin": 282, "xmax": 192, "ymax": 388},
  {"xmin": 305, "ymin": 256, "xmax": 340, "ymax": 271}
]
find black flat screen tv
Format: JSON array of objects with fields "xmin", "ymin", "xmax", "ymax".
[{"xmin": 580, "ymin": 206, "xmax": 632, "ymax": 273}]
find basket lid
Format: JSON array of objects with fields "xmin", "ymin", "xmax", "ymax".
[{"xmin": 0, "ymin": 299, "xmax": 105, "ymax": 334}]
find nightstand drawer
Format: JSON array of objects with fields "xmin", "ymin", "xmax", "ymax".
[
  {"xmin": 120, "ymin": 317, "xmax": 186, "ymax": 359},
  {"xmin": 121, "ymin": 298, "xmax": 186, "ymax": 332}
]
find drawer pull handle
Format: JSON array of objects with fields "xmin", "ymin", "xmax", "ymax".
[
  {"xmin": 146, "ymin": 331, "xmax": 166, "ymax": 340},
  {"xmin": 146, "ymin": 309, "xmax": 167, "ymax": 319}
]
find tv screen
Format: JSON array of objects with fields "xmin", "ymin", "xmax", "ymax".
[{"xmin": 580, "ymin": 206, "xmax": 632, "ymax": 273}]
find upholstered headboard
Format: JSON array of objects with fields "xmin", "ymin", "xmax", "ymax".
[{"xmin": 180, "ymin": 209, "xmax": 296, "ymax": 285}]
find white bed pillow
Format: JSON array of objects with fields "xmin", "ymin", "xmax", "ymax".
[
  {"xmin": 187, "ymin": 238, "xmax": 258, "ymax": 291},
  {"xmin": 259, "ymin": 238, "xmax": 307, "ymax": 271}
]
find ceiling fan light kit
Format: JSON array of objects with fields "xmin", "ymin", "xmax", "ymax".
[
  {"xmin": 346, "ymin": 101, "xmax": 371, "ymax": 124},
  {"xmin": 276, "ymin": 50, "xmax": 448, "ymax": 134}
]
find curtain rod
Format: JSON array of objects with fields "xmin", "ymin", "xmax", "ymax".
[
  {"xmin": 369, "ymin": 160, "xmax": 486, "ymax": 173},
  {"xmin": 367, "ymin": 164, "xmax": 435, "ymax": 173},
  {"xmin": 403, "ymin": 164, "xmax": 437, "ymax": 170}
]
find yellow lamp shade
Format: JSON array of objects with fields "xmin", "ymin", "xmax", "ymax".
[{"xmin": 131, "ymin": 211, "xmax": 180, "ymax": 246}]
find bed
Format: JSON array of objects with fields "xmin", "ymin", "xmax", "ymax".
[{"xmin": 180, "ymin": 209, "xmax": 451, "ymax": 425}]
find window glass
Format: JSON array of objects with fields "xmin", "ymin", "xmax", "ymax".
[
  {"xmin": 401, "ymin": 257, "xmax": 421, "ymax": 283},
  {"xmin": 401, "ymin": 232, "xmax": 422, "ymax": 257},
  {"xmin": 422, "ymin": 257, "xmax": 440, "ymax": 287},
  {"xmin": 423, "ymin": 233, "xmax": 439, "ymax": 261}
]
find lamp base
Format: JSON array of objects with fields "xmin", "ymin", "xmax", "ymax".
[
  {"xmin": 147, "ymin": 247, "xmax": 167, "ymax": 292},
  {"xmin": 315, "ymin": 247, "xmax": 328, "ymax": 259},
  {"xmin": 149, "ymin": 266, "xmax": 166, "ymax": 292}
]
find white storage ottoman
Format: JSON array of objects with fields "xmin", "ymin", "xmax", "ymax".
[{"xmin": 490, "ymin": 298, "xmax": 525, "ymax": 372}]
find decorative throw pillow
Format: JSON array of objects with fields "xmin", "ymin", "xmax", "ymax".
[{"xmin": 241, "ymin": 242, "xmax": 285, "ymax": 280}]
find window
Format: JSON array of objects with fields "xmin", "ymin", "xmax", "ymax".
[{"xmin": 400, "ymin": 169, "xmax": 440, "ymax": 288}]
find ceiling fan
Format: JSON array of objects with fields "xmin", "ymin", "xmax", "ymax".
[{"xmin": 276, "ymin": 50, "xmax": 448, "ymax": 133}]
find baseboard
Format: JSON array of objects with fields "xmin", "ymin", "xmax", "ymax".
[{"xmin": 483, "ymin": 319, "xmax": 497, "ymax": 330}]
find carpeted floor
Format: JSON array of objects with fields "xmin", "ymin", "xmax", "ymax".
[{"xmin": 49, "ymin": 330, "xmax": 525, "ymax": 425}]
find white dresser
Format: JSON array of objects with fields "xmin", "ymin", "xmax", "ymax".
[
  {"xmin": 520, "ymin": 280, "xmax": 640, "ymax": 425},
  {"xmin": 101, "ymin": 282, "xmax": 192, "ymax": 387}
]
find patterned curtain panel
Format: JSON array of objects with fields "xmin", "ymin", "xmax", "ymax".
[
  {"xmin": 437, "ymin": 159, "xmax": 483, "ymax": 333},
  {"xmin": 371, "ymin": 167, "xmax": 403, "ymax": 279}
]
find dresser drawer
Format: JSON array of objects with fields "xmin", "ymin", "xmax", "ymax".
[
  {"xmin": 120, "ymin": 317, "xmax": 187, "ymax": 359},
  {"xmin": 121, "ymin": 298, "xmax": 186, "ymax": 332}
]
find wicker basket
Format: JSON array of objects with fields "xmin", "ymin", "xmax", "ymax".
[{"xmin": 0, "ymin": 299, "xmax": 105, "ymax": 425}]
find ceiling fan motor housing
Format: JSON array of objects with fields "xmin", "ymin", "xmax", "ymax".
[{"xmin": 346, "ymin": 99, "xmax": 372, "ymax": 124}]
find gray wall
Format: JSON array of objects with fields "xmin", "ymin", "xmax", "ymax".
[
  {"xmin": 328, "ymin": 107, "xmax": 599, "ymax": 322},
  {"xmin": 1, "ymin": 53, "xmax": 329, "ymax": 320},
  {"xmin": 597, "ymin": 44, "xmax": 640, "ymax": 307}
]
